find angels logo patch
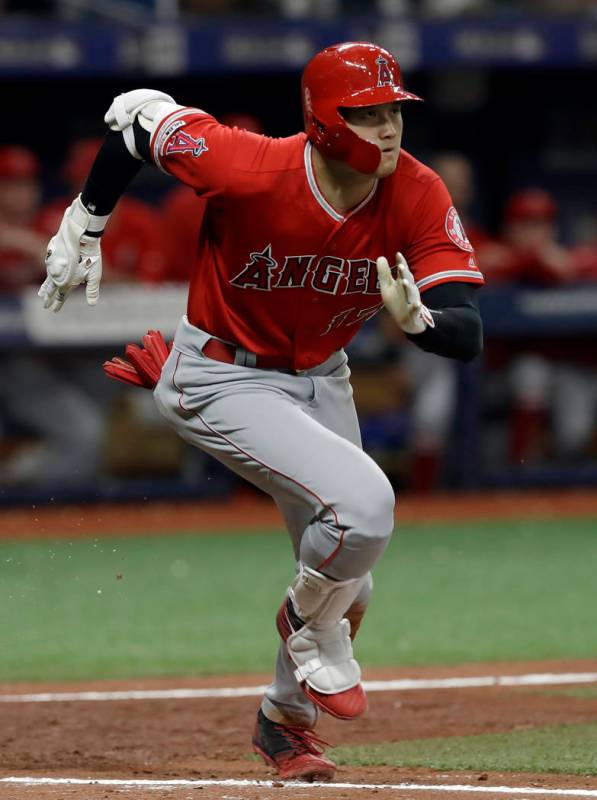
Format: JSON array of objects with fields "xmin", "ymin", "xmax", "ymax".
[
  {"xmin": 445, "ymin": 206, "xmax": 473, "ymax": 252},
  {"xmin": 376, "ymin": 55, "xmax": 394, "ymax": 87},
  {"xmin": 165, "ymin": 130, "xmax": 209, "ymax": 158}
]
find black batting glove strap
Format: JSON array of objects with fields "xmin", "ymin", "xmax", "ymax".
[
  {"xmin": 405, "ymin": 282, "xmax": 483, "ymax": 362},
  {"xmin": 80, "ymin": 130, "xmax": 144, "ymax": 217},
  {"xmin": 133, "ymin": 118, "xmax": 152, "ymax": 161}
]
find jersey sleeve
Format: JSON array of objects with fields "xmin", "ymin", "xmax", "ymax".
[
  {"xmin": 402, "ymin": 177, "xmax": 485, "ymax": 292},
  {"xmin": 149, "ymin": 107, "xmax": 265, "ymax": 198}
]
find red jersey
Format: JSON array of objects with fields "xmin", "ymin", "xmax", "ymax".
[
  {"xmin": 151, "ymin": 108, "xmax": 484, "ymax": 370},
  {"xmin": 158, "ymin": 186, "xmax": 206, "ymax": 282}
]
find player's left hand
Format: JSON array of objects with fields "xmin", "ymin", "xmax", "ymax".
[
  {"xmin": 38, "ymin": 195, "xmax": 102, "ymax": 313},
  {"xmin": 376, "ymin": 252, "xmax": 434, "ymax": 335}
]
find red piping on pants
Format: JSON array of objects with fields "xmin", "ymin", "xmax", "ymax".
[{"xmin": 171, "ymin": 350, "xmax": 345, "ymax": 572}]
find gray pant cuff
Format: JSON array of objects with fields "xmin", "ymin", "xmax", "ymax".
[{"xmin": 261, "ymin": 695, "xmax": 319, "ymax": 729}]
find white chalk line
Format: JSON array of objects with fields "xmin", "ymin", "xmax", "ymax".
[
  {"xmin": 1, "ymin": 671, "xmax": 596, "ymax": 703},
  {"xmin": 2, "ymin": 777, "xmax": 597, "ymax": 797}
]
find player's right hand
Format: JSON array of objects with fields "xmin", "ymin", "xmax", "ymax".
[{"xmin": 38, "ymin": 195, "xmax": 102, "ymax": 312}]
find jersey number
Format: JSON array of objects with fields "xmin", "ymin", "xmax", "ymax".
[{"xmin": 321, "ymin": 302, "xmax": 384, "ymax": 336}]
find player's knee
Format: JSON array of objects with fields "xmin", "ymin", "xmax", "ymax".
[{"xmin": 346, "ymin": 471, "xmax": 395, "ymax": 546}]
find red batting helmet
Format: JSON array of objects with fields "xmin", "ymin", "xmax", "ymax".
[
  {"xmin": 505, "ymin": 189, "xmax": 557, "ymax": 224},
  {"xmin": 0, "ymin": 146, "xmax": 40, "ymax": 180},
  {"xmin": 302, "ymin": 42, "xmax": 422, "ymax": 174}
]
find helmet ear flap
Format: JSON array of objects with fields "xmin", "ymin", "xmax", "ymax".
[
  {"xmin": 316, "ymin": 122, "xmax": 352, "ymax": 160},
  {"xmin": 309, "ymin": 120, "xmax": 382, "ymax": 175}
]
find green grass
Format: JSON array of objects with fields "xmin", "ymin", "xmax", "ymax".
[
  {"xmin": 535, "ymin": 686, "xmax": 597, "ymax": 699},
  {"xmin": 1, "ymin": 517, "xmax": 596, "ymax": 682},
  {"xmin": 362, "ymin": 516, "xmax": 597, "ymax": 667},
  {"xmin": 330, "ymin": 722, "xmax": 597, "ymax": 775},
  {"xmin": 0, "ymin": 530, "xmax": 292, "ymax": 681}
]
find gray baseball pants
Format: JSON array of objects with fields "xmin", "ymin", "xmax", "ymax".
[{"xmin": 154, "ymin": 316, "xmax": 396, "ymax": 726}]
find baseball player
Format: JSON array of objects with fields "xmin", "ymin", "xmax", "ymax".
[{"xmin": 39, "ymin": 42, "xmax": 484, "ymax": 781}]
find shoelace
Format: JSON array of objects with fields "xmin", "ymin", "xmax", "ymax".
[{"xmin": 274, "ymin": 723, "xmax": 331, "ymax": 756}]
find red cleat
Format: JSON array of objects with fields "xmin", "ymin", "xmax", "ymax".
[
  {"xmin": 252, "ymin": 709, "xmax": 336, "ymax": 782},
  {"xmin": 303, "ymin": 683, "xmax": 367, "ymax": 720}
]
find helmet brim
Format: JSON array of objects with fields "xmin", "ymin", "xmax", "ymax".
[{"xmin": 339, "ymin": 85, "xmax": 423, "ymax": 108}]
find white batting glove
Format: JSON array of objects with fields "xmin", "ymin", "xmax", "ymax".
[
  {"xmin": 376, "ymin": 252, "xmax": 435, "ymax": 335},
  {"xmin": 104, "ymin": 89, "xmax": 178, "ymax": 159},
  {"xmin": 38, "ymin": 195, "xmax": 102, "ymax": 313}
]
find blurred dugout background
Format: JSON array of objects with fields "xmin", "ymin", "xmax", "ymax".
[{"xmin": 1, "ymin": 0, "xmax": 596, "ymax": 505}]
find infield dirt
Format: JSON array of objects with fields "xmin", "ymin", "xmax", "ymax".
[{"xmin": 2, "ymin": 659, "xmax": 597, "ymax": 800}]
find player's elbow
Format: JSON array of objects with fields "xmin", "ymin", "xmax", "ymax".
[{"xmin": 458, "ymin": 317, "xmax": 484, "ymax": 362}]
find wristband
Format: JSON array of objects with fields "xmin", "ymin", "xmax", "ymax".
[{"xmin": 82, "ymin": 206, "xmax": 111, "ymax": 237}]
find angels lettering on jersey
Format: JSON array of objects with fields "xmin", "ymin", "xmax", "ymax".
[
  {"xmin": 229, "ymin": 244, "xmax": 389, "ymax": 336},
  {"xmin": 230, "ymin": 244, "xmax": 384, "ymax": 296}
]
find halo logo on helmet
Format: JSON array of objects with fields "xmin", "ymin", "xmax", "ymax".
[
  {"xmin": 301, "ymin": 42, "xmax": 422, "ymax": 175},
  {"xmin": 376, "ymin": 56, "xmax": 394, "ymax": 88}
]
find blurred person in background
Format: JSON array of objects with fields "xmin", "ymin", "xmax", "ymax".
[
  {"xmin": 394, "ymin": 152, "xmax": 490, "ymax": 492},
  {"xmin": 480, "ymin": 188, "xmax": 596, "ymax": 465},
  {"xmin": 342, "ymin": 151, "xmax": 489, "ymax": 493},
  {"xmin": 479, "ymin": 189, "xmax": 575, "ymax": 286},
  {"xmin": 0, "ymin": 146, "xmax": 47, "ymax": 292},
  {"xmin": 431, "ymin": 153, "xmax": 490, "ymax": 250},
  {"xmin": 347, "ymin": 307, "xmax": 460, "ymax": 494},
  {"xmin": 38, "ymin": 137, "xmax": 166, "ymax": 283},
  {"xmin": 0, "ymin": 145, "xmax": 104, "ymax": 486},
  {"xmin": 343, "ymin": 311, "xmax": 411, "ymax": 487}
]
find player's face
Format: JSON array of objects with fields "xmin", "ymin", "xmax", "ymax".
[{"xmin": 341, "ymin": 102, "xmax": 403, "ymax": 178}]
